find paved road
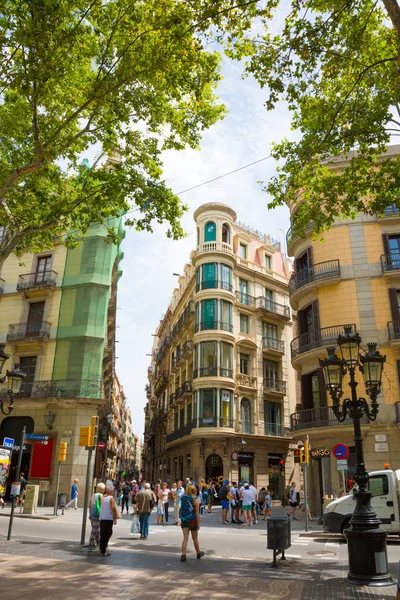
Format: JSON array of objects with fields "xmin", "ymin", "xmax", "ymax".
[{"xmin": 0, "ymin": 506, "xmax": 398, "ymax": 599}]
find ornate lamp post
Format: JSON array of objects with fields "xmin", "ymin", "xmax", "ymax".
[
  {"xmin": 319, "ymin": 326, "xmax": 393, "ymax": 586},
  {"xmin": 0, "ymin": 344, "xmax": 26, "ymax": 416}
]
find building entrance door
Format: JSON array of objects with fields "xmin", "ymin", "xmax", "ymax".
[{"xmin": 205, "ymin": 453, "xmax": 223, "ymax": 481}]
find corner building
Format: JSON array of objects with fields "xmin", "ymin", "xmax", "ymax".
[
  {"xmin": 287, "ymin": 144, "xmax": 400, "ymax": 514},
  {"xmin": 146, "ymin": 203, "xmax": 296, "ymax": 500}
]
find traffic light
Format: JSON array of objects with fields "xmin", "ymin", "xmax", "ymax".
[
  {"xmin": 79, "ymin": 426, "xmax": 93, "ymax": 447},
  {"xmin": 91, "ymin": 415, "xmax": 99, "ymax": 446},
  {"xmin": 58, "ymin": 442, "xmax": 67, "ymax": 462},
  {"xmin": 279, "ymin": 459, "xmax": 285, "ymax": 473},
  {"xmin": 304, "ymin": 439, "xmax": 309, "ymax": 464},
  {"xmin": 294, "ymin": 449, "xmax": 301, "ymax": 463},
  {"xmin": 300, "ymin": 447, "xmax": 304, "ymax": 464}
]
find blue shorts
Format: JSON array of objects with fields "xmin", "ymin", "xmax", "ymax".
[
  {"xmin": 265, "ymin": 504, "xmax": 271, "ymax": 509},
  {"xmin": 221, "ymin": 500, "xmax": 229, "ymax": 509},
  {"xmin": 157, "ymin": 506, "xmax": 163, "ymax": 515}
]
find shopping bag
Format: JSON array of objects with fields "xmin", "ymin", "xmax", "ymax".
[{"xmin": 131, "ymin": 514, "xmax": 140, "ymax": 534}]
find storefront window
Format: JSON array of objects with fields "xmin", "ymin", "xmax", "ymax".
[
  {"xmin": 238, "ymin": 451, "xmax": 254, "ymax": 483},
  {"xmin": 200, "ymin": 389, "xmax": 216, "ymax": 426}
]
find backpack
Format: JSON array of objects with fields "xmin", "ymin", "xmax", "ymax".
[{"xmin": 179, "ymin": 494, "xmax": 195, "ymax": 523}]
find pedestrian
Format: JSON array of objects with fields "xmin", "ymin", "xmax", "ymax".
[
  {"xmin": 207, "ymin": 479, "xmax": 215, "ymax": 513},
  {"xmin": 200, "ymin": 479, "xmax": 208, "ymax": 508},
  {"xmin": 130, "ymin": 480, "xmax": 139, "ymax": 514},
  {"xmin": 16, "ymin": 473, "xmax": 27, "ymax": 506},
  {"xmin": 240, "ymin": 483, "xmax": 253, "ymax": 526},
  {"xmin": 218, "ymin": 479, "xmax": 230, "ymax": 524},
  {"xmin": 229, "ymin": 481, "xmax": 238, "ymax": 524},
  {"xmin": 184, "ymin": 477, "xmax": 190, "ymax": 491},
  {"xmin": 174, "ymin": 480, "xmax": 184, "ymax": 525},
  {"xmin": 287, "ymin": 482, "xmax": 299, "ymax": 520},
  {"xmin": 99, "ymin": 484, "xmax": 119, "ymax": 556},
  {"xmin": 160, "ymin": 481, "xmax": 170, "ymax": 525},
  {"xmin": 298, "ymin": 485, "xmax": 311, "ymax": 521},
  {"xmin": 121, "ymin": 481, "xmax": 130, "ymax": 514},
  {"xmin": 154, "ymin": 478, "xmax": 162, "ymax": 498},
  {"xmin": 179, "ymin": 484, "xmax": 204, "ymax": 562},
  {"xmin": 88, "ymin": 482, "xmax": 105, "ymax": 552},
  {"xmin": 258, "ymin": 487, "xmax": 267, "ymax": 519},
  {"xmin": 249, "ymin": 481, "xmax": 258, "ymax": 524},
  {"xmin": 137, "ymin": 482, "xmax": 156, "ymax": 540},
  {"xmin": 65, "ymin": 479, "xmax": 79, "ymax": 509}
]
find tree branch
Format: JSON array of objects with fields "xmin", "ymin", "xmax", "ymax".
[{"xmin": 382, "ymin": 0, "xmax": 400, "ymax": 39}]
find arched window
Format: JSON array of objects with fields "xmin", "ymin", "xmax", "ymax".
[
  {"xmin": 241, "ymin": 398, "xmax": 251, "ymax": 433},
  {"xmin": 204, "ymin": 221, "xmax": 216, "ymax": 242},
  {"xmin": 222, "ymin": 223, "xmax": 231, "ymax": 244}
]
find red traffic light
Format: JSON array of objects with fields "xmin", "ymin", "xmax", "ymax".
[
  {"xmin": 294, "ymin": 449, "xmax": 301, "ymax": 463},
  {"xmin": 279, "ymin": 459, "xmax": 285, "ymax": 465}
]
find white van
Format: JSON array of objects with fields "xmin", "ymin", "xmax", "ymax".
[{"xmin": 323, "ymin": 469, "xmax": 400, "ymax": 534}]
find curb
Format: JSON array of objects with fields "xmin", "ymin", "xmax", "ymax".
[{"xmin": 0, "ymin": 513, "xmax": 58, "ymax": 521}]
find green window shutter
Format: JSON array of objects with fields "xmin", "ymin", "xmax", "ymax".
[
  {"xmin": 204, "ymin": 221, "xmax": 216, "ymax": 242},
  {"xmin": 203, "ymin": 299, "xmax": 216, "ymax": 329},
  {"xmin": 202, "ymin": 263, "xmax": 217, "ymax": 289}
]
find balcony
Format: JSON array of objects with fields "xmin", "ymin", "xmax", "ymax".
[
  {"xmin": 194, "ymin": 366, "xmax": 217, "ymax": 378},
  {"xmin": 379, "ymin": 204, "xmax": 400, "ymax": 221},
  {"xmin": 176, "ymin": 349, "xmax": 185, "ymax": 367},
  {"xmin": 262, "ymin": 337, "xmax": 285, "ymax": 354},
  {"xmin": 145, "ymin": 384, "xmax": 151, "ymax": 399},
  {"xmin": 7, "ymin": 321, "xmax": 51, "ymax": 341},
  {"xmin": 263, "ymin": 378, "xmax": 287, "ymax": 395},
  {"xmin": 290, "ymin": 406, "xmax": 368, "ymax": 431},
  {"xmin": 381, "ymin": 252, "xmax": 400, "ymax": 273},
  {"xmin": 169, "ymin": 393, "xmax": 175, "ymax": 406},
  {"xmin": 194, "ymin": 242, "xmax": 232, "ymax": 258},
  {"xmin": 0, "ymin": 377, "xmax": 103, "ymax": 399},
  {"xmin": 289, "ymin": 260, "xmax": 341, "ymax": 301},
  {"xmin": 291, "ymin": 323, "xmax": 358, "ymax": 360},
  {"xmin": 219, "ymin": 368, "xmax": 233, "ymax": 378},
  {"xmin": 256, "ymin": 297, "xmax": 290, "ymax": 320},
  {"xmin": 195, "ymin": 321, "xmax": 233, "ymax": 333},
  {"xmin": 236, "ymin": 374, "xmax": 256, "ymax": 389},
  {"xmin": 171, "ymin": 357, "xmax": 178, "ymax": 374},
  {"xmin": 166, "ymin": 420, "xmax": 195, "ymax": 444},
  {"xmin": 235, "ymin": 291, "xmax": 256, "ymax": 308},
  {"xmin": 196, "ymin": 417, "xmax": 234, "ymax": 428},
  {"xmin": 154, "ymin": 370, "xmax": 169, "ymax": 395},
  {"xmin": 182, "ymin": 340, "xmax": 193, "ymax": 357},
  {"xmin": 388, "ymin": 321, "xmax": 400, "ymax": 343},
  {"xmin": 147, "ymin": 366, "xmax": 154, "ymax": 380},
  {"xmin": 17, "ymin": 270, "xmax": 57, "ymax": 292},
  {"xmin": 286, "ymin": 222, "xmax": 314, "ymax": 253},
  {"xmin": 196, "ymin": 279, "xmax": 233, "ymax": 293}
]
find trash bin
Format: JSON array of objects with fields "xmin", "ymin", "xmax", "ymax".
[
  {"xmin": 267, "ymin": 516, "xmax": 291, "ymax": 568},
  {"xmin": 57, "ymin": 493, "xmax": 66, "ymax": 508}
]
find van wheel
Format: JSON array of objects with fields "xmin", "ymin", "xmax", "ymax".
[{"xmin": 341, "ymin": 518, "xmax": 351, "ymax": 534}]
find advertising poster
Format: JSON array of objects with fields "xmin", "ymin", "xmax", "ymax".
[{"xmin": 0, "ymin": 447, "xmax": 12, "ymax": 496}]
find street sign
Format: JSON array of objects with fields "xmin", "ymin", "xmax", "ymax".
[
  {"xmin": 337, "ymin": 459, "xmax": 348, "ymax": 471},
  {"xmin": 26, "ymin": 434, "xmax": 49, "ymax": 441},
  {"xmin": 10, "ymin": 482, "xmax": 21, "ymax": 496},
  {"xmin": 332, "ymin": 443, "xmax": 349, "ymax": 460},
  {"xmin": 3, "ymin": 437, "xmax": 14, "ymax": 448},
  {"xmin": 98, "ymin": 442, "xmax": 105, "ymax": 449}
]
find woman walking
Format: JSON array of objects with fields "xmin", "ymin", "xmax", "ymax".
[
  {"xmin": 179, "ymin": 484, "xmax": 204, "ymax": 562},
  {"xmin": 99, "ymin": 484, "xmax": 119, "ymax": 556},
  {"xmin": 206, "ymin": 480, "xmax": 215, "ymax": 514},
  {"xmin": 88, "ymin": 482, "xmax": 105, "ymax": 552}
]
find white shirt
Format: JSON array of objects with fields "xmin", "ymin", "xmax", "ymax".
[
  {"xmin": 99, "ymin": 495, "xmax": 114, "ymax": 520},
  {"xmin": 161, "ymin": 489, "xmax": 170, "ymax": 504},
  {"xmin": 249, "ymin": 485, "xmax": 257, "ymax": 502},
  {"xmin": 290, "ymin": 487, "xmax": 297, "ymax": 502},
  {"xmin": 241, "ymin": 489, "xmax": 254, "ymax": 506}
]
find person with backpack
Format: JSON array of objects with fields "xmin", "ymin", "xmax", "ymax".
[
  {"xmin": 179, "ymin": 484, "xmax": 204, "ymax": 562},
  {"xmin": 206, "ymin": 479, "xmax": 215, "ymax": 514},
  {"xmin": 218, "ymin": 479, "xmax": 230, "ymax": 524},
  {"xmin": 88, "ymin": 482, "xmax": 105, "ymax": 552}
]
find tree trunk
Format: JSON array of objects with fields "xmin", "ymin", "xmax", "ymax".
[{"xmin": 382, "ymin": 0, "xmax": 400, "ymax": 40}]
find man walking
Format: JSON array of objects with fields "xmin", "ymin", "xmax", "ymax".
[
  {"xmin": 288, "ymin": 481, "xmax": 299, "ymax": 520},
  {"xmin": 218, "ymin": 479, "xmax": 230, "ymax": 524},
  {"xmin": 137, "ymin": 483, "xmax": 156, "ymax": 540},
  {"xmin": 16, "ymin": 473, "xmax": 27, "ymax": 506},
  {"xmin": 174, "ymin": 480, "xmax": 185, "ymax": 525},
  {"xmin": 66, "ymin": 479, "xmax": 79, "ymax": 509}
]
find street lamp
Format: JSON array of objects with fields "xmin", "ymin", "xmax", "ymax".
[
  {"xmin": 0, "ymin": 343, "xmax": 26, "ymax": 415},
  {"xmin": 319, "ymin": 326, "xmax": 392, "ymax": 586}
]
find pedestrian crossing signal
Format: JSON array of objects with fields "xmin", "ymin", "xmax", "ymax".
[{"xmin": 294, "ymin": 449, "xmax": 301, "ymax": 464}]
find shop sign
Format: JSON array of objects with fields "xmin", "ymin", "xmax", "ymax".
[
  {"xmin": 268, "ymin": 454, "xmax": 283, "ymax": 460},
  {"xmin": 310, "ymin": 448, "xmax": 330, "ymax": 459},
  {"xmin": 238, "ymin": 452, "xmax": 254, "ymax": 459}
]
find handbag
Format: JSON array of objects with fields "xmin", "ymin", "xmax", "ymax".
[{"xmin": 131, "ymin": 514, "xmax": 140, "ymax": 534}]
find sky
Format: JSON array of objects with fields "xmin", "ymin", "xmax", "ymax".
[{"xmin": 115, "ymin": 53, "xmax": 297, "ymax": 437}]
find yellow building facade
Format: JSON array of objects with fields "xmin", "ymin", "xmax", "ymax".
[{"xmin": 287, "ymin": 146, "xmax": 400, "ymax": 514}]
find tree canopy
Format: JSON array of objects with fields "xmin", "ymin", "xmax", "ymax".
[
  {"xmin": 0, "ymin": 0, "xmax": 264, "ymax": 264},
  {"xmin": 232, "ymin": 0, "xmax": 400, "ymax": 236}
]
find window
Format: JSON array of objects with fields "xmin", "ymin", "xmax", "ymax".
[
  {"xmin": 264, "ymin": 401, "xmax": 282, "ymax": 435},
  {"xmin": 311, "ymin": 372, "xmax": 320, "ymax": 408},
  {"xmin": 239, "ymin": 278, "xmax": 249, "ymax": 304},
  {"xmin": 241, "ymin": 399, "xmax": 251, "ymax": 432},
  {"xmin": 35, "ymin": 255, "xmax": 52, "ymax": 283},
  {"xmin": 222, "ymin": 223, "xmax": 231, "ymax": 244},
  {"xmin": 240, "ymin": 353, "xmax": 250, "ymax": 375},
  {"xmin": 174, "ymin": 411, "xmax": 179, "ymax": 430},
  {"xmin": 240, "ymin": 313, "xmax": 249, "ymax": 334},
  {"xmin": 201, "ymin": 263, "xmax": 217, "ymax": 289},
  {"xmin": 220, "ymin": 342, "xmax": 233, "ymax": 377},
  {"xmin": 263, "ymin": 359, "xmax": 279, "ymax": 382},
  {"xmin": 204, "ymin": 221, "xmax": 216, "ymax": 242},
  {"xmin": 19, "ymin": 356, "xmax": 37, "ymax": 396},
  {"xmin": 220, "ymin": 389, "xmax": 232, "ymax": 426},
  {"xmin": 27, "ymin": 301, "xmax": 45, "ymax": 336},
  {"xmin": 202, "ymin": 299, "xmax": 217, "ymax": 329},
  {"xmin": 239, "ymin": 243, "xmax": 247, "ymax": 259},
  {"xmin": 262, "ymin": 322, "xmax": 278, "ymax": 339},
  {"xmin": 200, "ymin": 389, "xmax": 216, "ymax": 425},
  {"xmin": 265, "ymin": 288, "xmax": 273, "ymax": 309},
  {"xmin": 220, "ymin": 264, "xmax": 232, "ymax": 291},
  {"xmin": 180, "ymin": 408, "xmax": 185, "ymax": 429},
  {"xmin": 265, "ymin": 254, "xmax": 271, "ymax": 269},
  {"xmin": 369, "ymin": 475, "xmax": 389, "ymax": 497},
  {"xmin": 199, "ymin": 341, "xmax": 217, "ymax": 376},
  {"xmin": 187, "ymin": 403, "xmax": 192, "ymax": 423},
  {"xmin": 220, "ymin": 300, "xmax": 233, "ymax": 331},
  {"xmin": 300, "ymin": 369, "xmax": 327, "ymax": 410}
]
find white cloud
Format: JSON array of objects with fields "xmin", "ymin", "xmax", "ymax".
[{"xmin": 116, "ymin": 53, "xmax": 294, "ymax": 437}]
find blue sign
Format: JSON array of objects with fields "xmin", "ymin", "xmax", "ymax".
[
  {"xmin": 3, "ymin": 437, "xmax": 14, "ymax": 448},
  {"xmin": 26, "ymin": 434, "xmax": 49, "ymax": 441},
  {"xmin": 332, "ymin": 443, "xmax": 350, "ymax": 460}
]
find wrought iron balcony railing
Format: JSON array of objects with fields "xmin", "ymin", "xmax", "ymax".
[
  {"xmin": 0, "ymin": 377, "xmax": 102, "ymax": 399},
  {"xmin": 289, "ymin": 260, "xmax": 340, "ymax": 295},
  {"xmin": 263, "ymin": 378, "xmax": 287, "ymax": 394},
  {"xmin": 256, "ymin": 297, "xmax": 290, "ymax": 319},
  {"xmin": 291, "ymin": 323, "xmax": 358, "ymax": 358},
  {"xmin": 381, "ymin": 252, "xmax": 400, "ymax": 272},
  {"xmin": 7, "ymin": 321, "xmax": 51, "ymax": 341},
  {"xmin": 17, "ymin": 270, "xmax": 58, "ymax": 290},
  {"xmin": 388, "ymin": 321, "xmax": 400, "ymax": 340},
  {"xmin": 195, "ymin": 321, "xmax": 233, "ymax": 333},
  {"xmin": 235, "ymin": 291, "xmax": 256, "ymax": 307},
  {"xmin": 262, "ymin": 337, "xmax": 285, "ymax": 353},
  {"xmin": 195, "ymin": 280, "xmax": 233, "ymax": 293},
  {"xmin": 290, "ymin": 406, "xmax": 368, "ymax": 431}
]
